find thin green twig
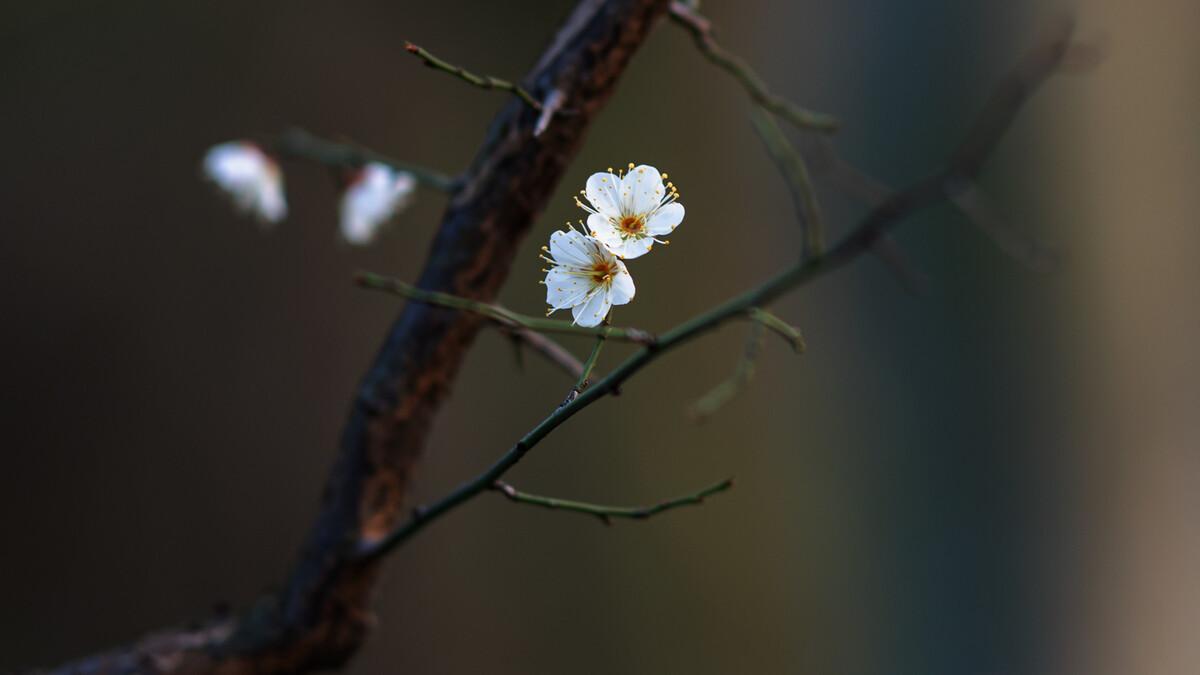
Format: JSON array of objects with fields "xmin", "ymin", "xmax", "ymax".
[
  {"xmin": 750, "ymin": 107, "xmax": 826, "ymax": 258},
  {"xmin": 405, "ymin": 42, "xmax": 542, "ymax": 110},
  {"xmin": 668, "ymin": 2, "xmax": 839, "ymax": 133},
  {"xmin": 274, "ymin": 127, "xmax": 456, "ymax": 192},
  {"xmin": 492, "ymin": 478, "xmax": 734, "ymax": 525},
  {"xmin": 574, "ymin": 332, "xmax": 607, "ymax": 392},
  {"xmin": 748, "ymin": 307, "xmax": 806, "ymax": 353},
  {"xmin": 355, "ymin": 272, "xmax": 656, "ymax": 345}
]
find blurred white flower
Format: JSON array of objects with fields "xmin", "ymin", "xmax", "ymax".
[
  {"xmin": 340, "ymin": 163, "xmax": 417, "ymax": 245},
  {"xmin": 575, "ymin": 163, "xmax": 684, "ymax": 259},
  {"xmin": 202, "ymin": 141, "xmax": 286, "ymax": 224},
  {"xmin": 541, "ymin": 227, "xmax": 635, "ymax": 327}
]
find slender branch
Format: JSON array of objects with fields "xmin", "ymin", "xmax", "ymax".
[
  {"xmin": 689, "ymin": 321, "xmax": 763, "ymax": 422},
  {"xmin": 499, "ymin": 325, "xmax": 586, "ymax": 380},
  {"xmin": 668, "ymin": 1, "xmax": 839, "ymax": 133},
  {"xmin": 689, "ymin": 308, "xmax": 804, "ymax": 421},
  {"xmin": 868, "ymin": 234, "xmax": 930, "ymax": 295},
  {"xmin": 574, "ymin": 333, "xmax": 607, "ymax": 392},
  {"xmin": 947, "ymin": 181, "xmax": 1061, "ymax": 272},
  {"xmin": 492, "ymin": 477, "xmax": 734, "ymax": 525},
  {"xmin": 356, "ymin": 18, "xmax": 1080, "ymax": 562},
  {"xmin": 274, "ymin": 127, "xmax": 457, "ymax": 191},
  {"xmin": 405, "ymin": 42, "xmax": 542, "ymax": 110},
  {"xmin": 747, "ymin": 307, "xmax": 805, "ymax": 353},
  {"xmin": 355, "ymin": 271, "xmax": 656, "ymax": 344},
  {"xmin": 750, "ymin": 107, "xmax": 825, "ymax": 258}
]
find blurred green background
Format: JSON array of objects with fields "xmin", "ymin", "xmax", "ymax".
[{"xmin": 2, "ymin": 1, "xmax": 1197, "ymax": 674}]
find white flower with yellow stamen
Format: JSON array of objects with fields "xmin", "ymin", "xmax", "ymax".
[
  {"xmin": 202, "ymin": 141, "xmax": 286, "ymax": 224},
  {"xmin": 541, "ymin": 227, "xmax": 635, "ymax": 327},
  {"xmin": 575, "ymin": 163, "xmax": 684, "ymax": 259}
]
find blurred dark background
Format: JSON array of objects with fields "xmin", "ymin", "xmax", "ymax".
[{"xmin": 3, "ymin": 1, "xmax": 1197, "ymax": 674}]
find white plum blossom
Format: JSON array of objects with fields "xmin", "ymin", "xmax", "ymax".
[
  {"xmin": 575, "ymin": 163, "xmax": 684, "ymax": 259},
  {"xmin": 541, "ymin": 227, "xmax": 635, "ymax": 327},
  {"xmin": 340, "ymin": 163, "xmax": 417, "ymax": 245},
  {"xmin": 202, "ymin": 141, "xmax": 286, "ymax": 224}
]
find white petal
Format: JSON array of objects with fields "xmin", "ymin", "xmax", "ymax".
[
  {"xmin": 202, "ymin": 141, "xmax": 287, "ymax": 224},
  {"xmin": 620, "ymin": 164, "xmax": 664, "ymax": 216},
  {"xmin": 584, "ymin": 172, "xmax": 623, "ymax": 218},
  {"xmin": 572, "ymin": 288, "xmax": 612, "ymax": 327},
  {"xmin": 339, "ymin": 163, "xmax": 416, "ymax": 245},
  {"xmin": 587, "ymin": 214, "xmax": 624, "ymax": 250},
  {"xmin": 258, "ymin": 181, "xmax": 287, "ymax": 223},
  {"xmin": 612, "ymin": 235, "xmax": 655, "ymax": 260},
  {"xmin": 549, "ymin": 229, "xmax": 594, "ymax": 267},
  {"xmin": 544, "ymin": 267, "xmax": 592, "ymax": 309},
  {"xmin": 608, "ymin": 264, "xmax": 635, "ymax": 305},
  {"xmin": 644, "ymin": 202, "xmax": 684, "ymax": 235}
]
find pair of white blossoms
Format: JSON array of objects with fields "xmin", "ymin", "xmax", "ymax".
[
  {"xmin": 202, "ymin": 141, "xmax": 415, "ymax": 245},
  {"xmin": 543, "ymin": 164, "xmax": 684, "ymax": 327}
]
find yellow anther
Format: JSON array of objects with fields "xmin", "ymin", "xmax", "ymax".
[{"xmin": 661, "ymin": 173, "xmax": 668, "ymax": 179}]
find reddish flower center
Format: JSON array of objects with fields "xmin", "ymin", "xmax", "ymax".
[
  {"xmin": 590, "ymin": 260, "xmax": 617, "ymax": 285},
  {"xmin": 618, "ymin": 214, "xmax": 645, "ymax": 235}
]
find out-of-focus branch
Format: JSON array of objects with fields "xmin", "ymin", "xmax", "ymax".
[
  {"xmin": 355, "ymin": 271, "xmax": 656, "ymax": 345},
  {"xmin": 492, "ymin": 478, "xmax": 734, "ymax": 525},
  {"xmin": 947, "ymin": 180, "xmax": 1061, "ymax": 272},
  {"xmin": 751, "ymin": 107, "xmax": 825, "ymax": 258},
  {"xmin": 500, "ymin": 325, "xmax": 586, "ymax": 380},
  {"xmin": 275, "ymin": 127, "xmax": 457, "ymax": 191},
  {"xmin": 689, "ymin": 321, "xmax": 764, "ymax": 422},
  {"xmin": 748, "ymin": 307, "xmax": 805, "ymax": 353},
  {"xmin": 355, "ymin": 16, "xmax": 1082, "ymax": 563},
  {"xmin": 689, "ymin": 308, "xmax": 803, "ymax": 422},
  {"xmin": 667, "ymin": 1, "xmax": 839, "ymax": 133},
  {"xmin": 405, "ymin": 41, "xmax": 543, "ymax": 110}
]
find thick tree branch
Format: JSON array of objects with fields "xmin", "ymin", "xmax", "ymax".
[{"xmin": 45, "ymin": 1, "xmax": 672, "ymax": 673}]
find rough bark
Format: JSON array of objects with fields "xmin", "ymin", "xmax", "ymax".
[{"xmin": 45, "ymin": 1, "xmax": 669, "ymax": 672}]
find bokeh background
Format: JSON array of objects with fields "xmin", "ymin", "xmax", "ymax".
[{"xmin": 2, "ymin": 1, "xmax": 1197, "ymax": 674}]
